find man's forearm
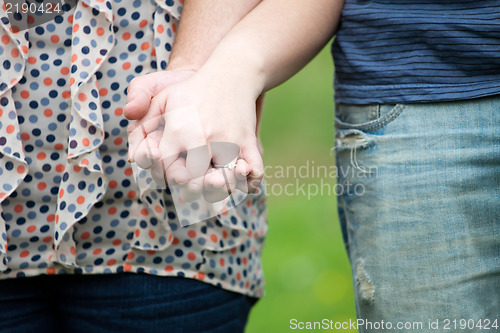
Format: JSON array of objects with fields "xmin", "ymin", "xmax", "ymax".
[
  {"xmin": 167, "ymin": 0, "xmax": 262, "ymax": 70},
  {"xmin": 198, "ymin": 0, "xmax": 344, "ymax": 94}
]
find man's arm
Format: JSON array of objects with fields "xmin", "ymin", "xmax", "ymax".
[{"xmin": 197, "ymin": 0, "xmax": 344, "ymax": 95}]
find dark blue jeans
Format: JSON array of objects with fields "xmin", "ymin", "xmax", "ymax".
[{"xmin": 0, "ymin": 273, "xmax": 257, "ymax": 333}]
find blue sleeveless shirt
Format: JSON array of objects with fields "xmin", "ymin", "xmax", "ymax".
[{"xmin": 331, "ymin": 1, "xmax": 500, "ymax": 104}]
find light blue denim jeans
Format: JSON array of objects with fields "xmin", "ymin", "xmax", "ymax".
[{"xmin": 334, "ymin": 95, "xmax": 499, "ymax": 332}]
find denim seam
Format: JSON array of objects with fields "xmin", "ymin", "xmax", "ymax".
[{"xmin": 336, "ymin": 104, "xmax": 406, "ymax": 132}]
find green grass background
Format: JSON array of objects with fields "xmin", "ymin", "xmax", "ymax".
[{"xmin": 245, "ymin": 45, "xmax": 358, "ymax": 332}]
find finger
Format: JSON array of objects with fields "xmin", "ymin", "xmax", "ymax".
[
  {"xmin": 235, "ymin": 159, "xmax": 251, "ymax": 193},
  {"xmin": 127, "ymin": 117, "xmax": 165, "ymax": 163},
  {"xmin": 133, "ymin": 130, "xmax": 162, "ymax": 169},
  {"xmin": 158, "ymin": 104, "xmax": 207, "ymax": 172},
  {"xmin": 241, "ymin": 141, "xmax": 264, "ymax": 193},
  {"xmin": 181, "ymin": 145, "xmax": 210, "ymax": 200},
  {"xmin": 124, "ymin": 76, "xmax": 157, "ymax": 121},
  {"xmin": 202, "ymin": 168, "xmax": 233, "ymax": 203},
  {"xmin": 165, "ymin": 156, "xmax": 191, "ymax": 185}
]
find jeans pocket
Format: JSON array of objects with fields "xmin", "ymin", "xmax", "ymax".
[{"xmin": 335, "ymin": 103, "xmax": 406, "ymax": 132}]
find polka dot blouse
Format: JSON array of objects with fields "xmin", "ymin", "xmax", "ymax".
[{"xmin": 0, "ymin": 0, "xmax": 268, "ymax": 297}]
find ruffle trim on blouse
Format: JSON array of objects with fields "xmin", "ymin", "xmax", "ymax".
[
  {"xmin": 0, "ymin": 0, "xmax": 184, "ymax": 271},
  {"xmin": 0, "ymin": 0, "xmax": 30, "ymax": 271}
]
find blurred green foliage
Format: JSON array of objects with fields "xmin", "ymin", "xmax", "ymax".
[{"xmin": 245, "ymin": 45, "xmax": 358, "ymax": 332}]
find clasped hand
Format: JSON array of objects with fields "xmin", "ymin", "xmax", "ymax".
[{"xmin": 124, "ymin": 70, "xmax": 264, "ymax": 203}]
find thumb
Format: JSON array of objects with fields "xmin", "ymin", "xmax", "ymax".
[
  {"xmin": 124, "ymin": 77, "xmax": 155, "ymax": 121},
  {"xmin": 241, "ymin": 140, "xmax": 264, "ymax": 193}
]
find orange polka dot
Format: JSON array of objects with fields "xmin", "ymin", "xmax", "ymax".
[
  {"xmin": 17, "ymin": 165, "xmax": 25, "ymax": 174},
  {"xmin": 107, "ymin": 259, "xmax": 116, "ymax": 266},
  {"xmin": 157, "ymin": 25, "xmax": 164, "ymax": 33},
  {"xmin": 27, "ymin": 56, "xmax": 37, "ymax": 64},
  {"xmin": 43, "ymin": 78, "xmax": 53, "ymax": 86},
  {"xmin": 20, "ymin": 250, "xmax": 29, "ymax": 258},
  {"xmin": 20, "ymin": 133, "xmax": 29, "ymax": 141},
  {"xmin": 62, "ymin": 90, "xmax": 71, "ymax": 99},
  {"xmin": 187, "ymin": 230, "xmax": 196, "ymax": 238},
  {"xmin": 172, "ymin": 237, "xmax": 180, "ymax": 245},
  {"xmin": 154, "ymin": 205, "xmax": 162, "ymax": 213},
  {"xmin": 124, "ymin": 264, "xmax": 132, "ymax": 272},
  {"xmin": 55, "ymin": 143, "xmax": 64, "ymax": 150},
  {"xmin": 6, "ymin": 125, "xmax": 14, "ymax": 134},
  {"xmin": 127, "ymin": 190, "xmax": 136, "ymax": 198},
  {"xmin": 109, "ymin": 180, "xmax": 118, "ymax": 188},
  {"xmin": 61, "ymin": 67, "xmax": 69, "ymax": 75},
  {"xmin": 73, "ymin": 24, "xmax": 79, "ymax": 33},
  {"xmin": 108, "ymin": 207, "xmax": 117, "ymax": 215},
  {"xmin": 50, "ymin": 35, "xmax": 59, "ymax": 43},
  {"xmin": 197, "ymin": 272, "xmax": 205, "ymax": 280},
  {"xmin": 55, "ymin": 164, "xmax": 65, "ymax": 173},
  {"xmin": 96, "ymin": 27, "xmax": 105, "ymax": 36},
  {"xmin": 81, "ymin": 159, "xmax": 89, "ymax": 166},
  {"xmin": 44, "ymin": 109, "xmax": 53, "ymax": 117},
  {"xmin": 114, "ymin": 107, "xmax": 123, "ymax": 116},
  {"xmin": 93, "ymin": 248, "xmax": 102, "ymax": 255},
  {"xmin": 37, "ymin": 152, "xmax": 46, "ymax": 160},
  {"xmin": 149, "ymin": 230, "xmax": 155, "ymax": 239},
  {"xmin": 1, "ymin": 35, "xmax": 9, "ymax": 44},
  {"xmin": 11, "ymin": 48, "xmax": 19, "ymax": 58},
  {"xmin": 164, "ymin": 266, "xmax": 173, "ymax": 272},
  {"xmin": 70, "ymin": 246, "xmax": 76, "ymax": 255},
  {"xmin": 126, "ymin": 252, "xmax": 135, "ymax": 260},
  {"xmin": 81, "ymin": 231, "xmax": 90, "ymax": 239},
  {"xmin": 20, "ymin": 90, "xmax": 29, "ymax": 99},
  {"xmin": 14, "ymin": 205, "xmax": 23, "ymax": 213},
  {"xmin": 122, "ymin": 32, "xmax": 131, "ymax": 40},
  {"xmin": 187, "ymin": 253, "xmax": 196, "ymax": 261},
  {"xmin": 37, "ymin": 182, "xmax": 46, "ymax": 190},
  {"xmin": 112, "ymin": 239, "xmax": 121, "ymax": 246},
  {"xmin": 140, "ymin": 208, "xmax": 149, "ymax": 216},
  {"xmin": 47, "ymin": 214, "xmax": 55, "ymax": 222},
  {"xmin": 46, "ymin": 267, "xmax": 56, "ymax": 275},
  {"xmin": 113, "ymin": 137, "xmax": 123, "ymax": 145},
  {"xmin": 82, "ymin": 138, "xmax": 90, "ymax": 146},
  {"xmin": 139, "ymin": 19, "xmax": 148, "ymax": 28},
  {"xmin": 141, "ymin": 42, "xmax": 150, "ymax": 50},
  {"xmin": 124, "ymin": 168, "xmax": 133, "ymax": 176},
  {"xmin": 135, "ymin": 229, "xmax": 140, "ymax": 237},
  {"xmin": 219, "ymin": 258, "xmax": 225, "ymax": 267},
  {"xmin": 210, "ymin": 234, "xmax": 218, "ymax": 243},
  {"xmin": 122, "ymin": 62, "xmax": 131, "ymax": 70},
  {"xmin": 77, "ymin": 196, "xmax": 85, "ymax": 204},
  {"xmin": 99, "ymin": 88, "xmax": 108, "ymax": 96}
]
